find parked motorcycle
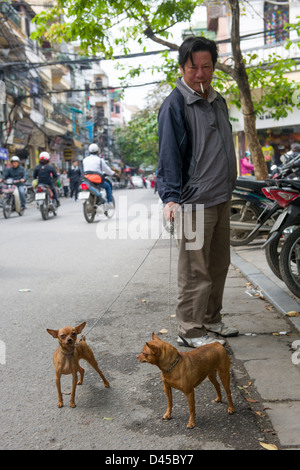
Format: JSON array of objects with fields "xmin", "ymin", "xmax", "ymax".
[
  {"xmin": 1, "ymin": 178, "xmax": 24, "ymax": 218},
  {"xmin": 79, "ymin": 175, "xmax": 115, "ymax": 223},
  {"xmin": 262, "ymin": 179, "xmax": 300, "ymax": 281},
  {"xmin": 230, "ymin": 150, "xmax": 300, "ymax": 246},
  {"xmin": 230, "ymin": 178, "xmax": 279, "ymax": 246},
  {"xmin": 35, "ymin": 184, "xmax": 59, "ymax": 220},
  {"xmin": 278, "ymin": 225, "xmax": 300, "ymax": 299}
]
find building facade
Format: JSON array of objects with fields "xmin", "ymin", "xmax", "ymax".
[
  {"xmin": 0, "ymin": 0, "xmax": 125, "ymax": 175},
  {"xmin": 208, "ymin": 0, "xmax": 300, "ymax": 169}
]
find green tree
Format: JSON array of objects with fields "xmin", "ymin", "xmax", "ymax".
[
  {"xmin": 114, "ymin": 111, "xmax": 158, "ymax": 167},
  {"xmin": 32, "ymin": 0, "xmax": 300, "ymax": 179}
]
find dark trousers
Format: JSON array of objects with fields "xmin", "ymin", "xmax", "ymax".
[
  {"xmin": 176, "ymin": 201, "xmax": 231, "ymax": 338},
  {"xmin": 70, "ymin": 180, "xmax": 80, "ymax": 200}
]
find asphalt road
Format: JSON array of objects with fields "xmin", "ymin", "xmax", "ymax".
[{"xmin": 0, "ymin": 188, "xmax": 274, "ymax": 453}]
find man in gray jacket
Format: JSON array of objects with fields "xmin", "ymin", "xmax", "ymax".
[{"xmin": 157, "ymin": 36, "xmax": 238, "ymax": 347}]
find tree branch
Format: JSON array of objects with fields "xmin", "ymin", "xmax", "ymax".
[
  {"xmin": 215, "ymin": 61, "xmax": 237, "ymax": 80},
  {"xmin": 142, "ymin": 15, "xmax": 179, "ymax": 50}
]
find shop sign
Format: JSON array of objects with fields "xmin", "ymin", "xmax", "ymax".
[
  {"xmin": 50, "ymin": 153, "xmax": 60, "ymax": 164},
  {"xmin": 63, "ymin": 145, "xmax": 73, "ymax": 160},
  {"xmin": 0, "ymin": 147, "xmax": 8, "ymax": 160}
]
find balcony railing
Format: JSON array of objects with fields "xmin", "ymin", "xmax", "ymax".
[
  {"xmin": 53, "ymin": 103, "xmax": 73, "ymax": 120},
  {"xmin": 0, "ymin": 2, "xmax": 21, "ymax": 29}
]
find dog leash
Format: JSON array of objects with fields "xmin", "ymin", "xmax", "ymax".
[
  {"xmin": 168, "ymin": 215, "xmax": 175, "ymax": 338},
  {"xmin": 80, "ymin": 216, "xmax": 176, "ymax": 343},
  {"xmin": 80, "ymin": 229, "xmax": 164, "ymax": 341}
]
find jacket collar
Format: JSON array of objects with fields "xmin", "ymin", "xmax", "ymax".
[{"xmin": 176, "ymin": 77, "xmax": 217, "ymax": 105}]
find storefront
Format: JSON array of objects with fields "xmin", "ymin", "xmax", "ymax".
[{"xmin": 230, "ymin": 104, "xmax": 300, "ymax": 172}]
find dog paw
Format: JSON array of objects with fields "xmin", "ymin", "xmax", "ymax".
[
  {"xmin": 186, "ymin": 422, "xmax": 195, "ymax": 429},
  {"xmin": 70, "ymin": 403, "xmax": 76, "ymax": 408},
  {"xmin": 227, "ymin": 406, "xmax": 235, "ymax": 414},
  {"xmin": 104, "ymin": 381, "xmax": 110, "ymax": 388},
  {"xmin": 57, "ymin": 402, "xmax": 63, "ymax": 408},
  {"xmin": 163, "ymin": 413, "xmax": 171, "ymax": 421}
]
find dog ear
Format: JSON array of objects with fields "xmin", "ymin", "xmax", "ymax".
[
  {"xmin": 75, "ymin": 322, "xmax": 86, "ymax": 334},
  {"xmin": 146, "ymin": 342, "xmax": 159, "ymax": 355},
  {"xmin": 47, "ymin": 328, "xmax": 59, "ymax": 338},
  {"xmin": 152, "ymin": 332, "xmax": 161, "ymax": 341}
]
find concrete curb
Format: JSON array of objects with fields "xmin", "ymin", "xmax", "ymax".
[{"xmin": 230, "ymin": 250, "xmax": 300, "ymax": 334}]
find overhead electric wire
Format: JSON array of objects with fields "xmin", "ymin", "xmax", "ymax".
[
  {"xmin": 0, "ymin": 24, "xmax": 293, "ymax": 71},
  {"xmin": 1, "ymin": 0, "xmax": 298, "ymax": 102}
]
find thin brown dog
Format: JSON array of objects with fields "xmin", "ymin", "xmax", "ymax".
[
  {"xmin": 137, "ymin": 333, "xmax": 235, "ymax": 428},
  {"xmin": 47, "ymin": 322, "xmax": 109, "ymax": 408}
]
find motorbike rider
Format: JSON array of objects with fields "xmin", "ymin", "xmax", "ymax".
[
  {"xmin": 83, "ymin": 143, "xmax": 115, "ymax": 208},
  {"xmin": 1, "ymin": 156, "xmax": 27, "ymax": 210},
  {"xmin": 33, "ymin": 151, "xmax": 60, "ymax": 206}
]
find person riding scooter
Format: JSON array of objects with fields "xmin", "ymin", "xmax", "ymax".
[
  {"xmin": 83, "ymin": 143, "xmax": 115, "ymax": 209},
  {"xmin": 33, "ymin": 151, "xmax": 60, "ymax": 206},
  {"xmin": 1, "ymin": 156, "xmax": 27, "ymax": 210}
]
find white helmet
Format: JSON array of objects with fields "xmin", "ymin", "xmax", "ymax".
[
  {"xmin": 39, "ymin": 151, "xmax": 50, "ymax": 163},
  {"xmin": 11, "ymin": 156, "xmax": 20, "ymax": 162},
  {"xmin": 89, "ymin": 143, "xmax": 99, "ymax": 154}
]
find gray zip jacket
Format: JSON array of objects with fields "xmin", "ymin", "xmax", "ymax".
[{"xmin": 157, "ymin": 77, "xmax": 237, "ymax": 208}]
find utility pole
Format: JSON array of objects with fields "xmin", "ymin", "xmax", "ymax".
[{"xmin": 0, "ymin": 80, "xmax": 6, "ymax": 148}]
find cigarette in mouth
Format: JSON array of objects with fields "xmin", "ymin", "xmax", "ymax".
[{"xmin": 200, "ymin": 83, "xmax": 204, "ymax": 94}]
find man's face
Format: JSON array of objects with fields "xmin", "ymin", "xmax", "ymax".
[
  {"xmin": 12, "ymin": 161, "xmax": 19, "ymax": 168},
  {"xmin": 180, "ymin": 50, "xmax": 214, "ymax": 95}
]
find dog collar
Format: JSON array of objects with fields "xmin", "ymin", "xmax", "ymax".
[
  {"xmin": 162, "ymin": 354, "xmax": 181, "ymax": 373},
  {"xmin": 61, "ymin": 349, "xmax": 74, "ymax": 356}
]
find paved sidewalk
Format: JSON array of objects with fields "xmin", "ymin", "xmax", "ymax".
[{"xmin": 227, "ymin": 243, "xmax": 300, "ymax": 449}]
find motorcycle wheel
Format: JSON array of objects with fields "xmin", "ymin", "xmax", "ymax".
[
  {"xmin": 230, "ymin": 199, "xmax": 261, "ymax": 246},
  {"xmin": 265, "ymin": 236, "xmax": 283, "ymax": 280},
  {"xmin": 3, "ymin": 195, "xmax": 13, "ymax": 218},
  {"xmin": 53, "ymin": 200, "xmax": 58, "ymax": 216},
  {"xmin": 279, "ymin": 226, "xmax": 300, "ymax": 299},
  {"xmin": 104, "ymin": 196, "xmax": 115, "ymax": 219},
  {"xmin": 40, "ymin": 194, "xmax": 50, "ymax": 220},
  {"xmin": 25, "ymin": 189, "xmax": 35, "ymax": 204},
  {"xmin": 83, "ymin": 195, "xmax": 96, "ymax": 223}
]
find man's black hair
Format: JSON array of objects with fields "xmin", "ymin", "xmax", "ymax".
[{"xmin": 178, "ymin": 36, "xmax": 218, "ymax": 69}]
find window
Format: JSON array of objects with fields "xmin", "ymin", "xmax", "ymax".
[
  {"xmin": 96, "ymin": 106, "xmax": 104, "ymax": 118},
  {"xmin": 264, "ymin": 0, "xmax": 289, "ymax": 45}
]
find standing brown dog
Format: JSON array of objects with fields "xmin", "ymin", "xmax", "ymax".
[
  {"xmin": 47, "ymin": 322, "xmax": 109, "ymax": 408},
  {"xmin": 137, "ymin": 333, "xmax": 235, "ymax": 428}
]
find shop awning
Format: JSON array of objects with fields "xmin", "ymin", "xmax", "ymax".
[{"xmin": 73, "ymin": 139, "xmax": 82, "ymax": 149}]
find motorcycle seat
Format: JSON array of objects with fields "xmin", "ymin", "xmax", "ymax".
[
  {"xmin": 83, "ymin": 173, "xmax": 103, "ymax": 184},
  {"xmin": 234, "ymin": 177, "xmax": 268, "ymax": 191},
  {"xmin": 277, "ymin": 179, "xmax": 300, "ymax": 190}
]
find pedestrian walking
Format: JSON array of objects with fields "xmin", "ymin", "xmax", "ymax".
[
  {"xmin": 68, "ymin": 160, "xmax": 82, "ymax": 201},
  {"xmin": 61, "ymin": 170, "xmax": 70, "ymax": 197},
  {"xmin": 157, "ymin": 36, "xmax": 238, "ymax": 348},
  {"xmin": 240, "ymin": 151, "xmax": 254, "ymax": 176}
]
